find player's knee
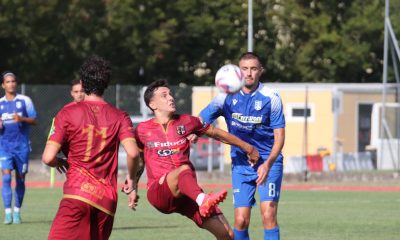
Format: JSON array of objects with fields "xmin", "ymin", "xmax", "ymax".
[
  {"xmin": 2, "ymin": 173, "xmax": 11, "ymax": 185},
  {"xmin": 234, "ymin": 215, "xmax": 250, "ymax": 230},
  {"xmin": 261, "ymin": 211, "xmax": 278, "ymax": 228}
]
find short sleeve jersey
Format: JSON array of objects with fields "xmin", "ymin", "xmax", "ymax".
[
  {"xmin": 200, "ymin": 83, "xmax": 285, "ymax": 175},
  {"xmin": 0, "ymin": 94, "xmax": 37, "ymax": 151},
  {"xmin": 47, "ymin": 100, "xmax": 134, "ymax": 215},
  {"xmin": 135, "ymin": 114, "xmax": 209, "ymax": 188}
]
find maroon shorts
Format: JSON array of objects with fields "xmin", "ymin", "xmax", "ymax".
[
  {"xmin": 147, "ymin": 174, "xmax": 222, "ymax": 226},
  {"xmin": 48, "ymin": 198, "xmax": 114, "ymax": 240}
]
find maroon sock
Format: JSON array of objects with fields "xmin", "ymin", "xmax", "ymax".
[{"xmin": 178, "ymin": 169, "xmax": 203, "ymax": 201}]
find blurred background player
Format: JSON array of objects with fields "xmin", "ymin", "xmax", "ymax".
[
  {"xmin": 42, "ymin": 55, "xmax": 140, "ymax": 240},
  {"xmin": 70, "ymin": 79, "xmax": 85, "ymax": 103},
  {"xmin": 200, "ymin": 52, "xmax": 285, "ymax": 240},
  {"xmin": 124, "ymin": 79, "xmax": 259, "ymax": 240},
  {"xmin": 0, "ymin": 71, "xmax": 37, "ymax": 224}
]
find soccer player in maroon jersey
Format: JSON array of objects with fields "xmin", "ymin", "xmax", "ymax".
[
  {"xmin": 42, "ymin": 55, "xmax": 140, "ymax": 240},
  {"xmin": 124, "ymin": 79, "xmax": 259, "ymax": 240}
]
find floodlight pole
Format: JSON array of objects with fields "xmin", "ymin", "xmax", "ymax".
[
  {"xmin": 248, "ymin": 0, "xmax": 253, "ymax": 52},
  {"xmin": 380, "ymin": 0, "xmax": 389, "ymax": 168}
]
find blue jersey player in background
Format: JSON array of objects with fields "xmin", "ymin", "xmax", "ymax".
[
  {"xmin": 200, "ymin": 52, "xmax": 285, "ymax": 240},
  {"xmin": 0, "ymin": 71, "xmax": 37, "ymax": 224}
]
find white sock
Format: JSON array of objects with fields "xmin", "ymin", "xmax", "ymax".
[
  {"xmin": 14, "ymin": 207, "xmax": 20, "ymax": 213},
  {"xmin": 195, "ymin": 193, "xmax": 206, "ymax": 206},
  {"xmin": 5, "ymin": 208, "xmax": 12, "ymax": 214}
]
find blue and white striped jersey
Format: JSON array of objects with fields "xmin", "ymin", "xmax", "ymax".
[
  {"xmin": 0, "ymin": 94, "xmax": 37, "ymax": 150},
  {"xmin": 200, "ymin": 83, "xmax": 285, "ymax": 174}
]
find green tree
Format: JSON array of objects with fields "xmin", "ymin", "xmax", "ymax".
[{"xmin": 0, "ymin": 0, "xmax": 399, "ymax": 84}]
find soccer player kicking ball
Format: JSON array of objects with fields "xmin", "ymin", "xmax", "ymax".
[
  {"xmin": 42, "ymin": 55, "xmax": 140, "ymax": 240},
  {"xmin": 123, "ymin": 79, "xmax": 259, "ymax": 240}
]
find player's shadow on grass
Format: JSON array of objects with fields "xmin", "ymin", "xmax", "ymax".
[{"xmin": 113, "ymin": 225, "xmax": 179, "ymax": 231}]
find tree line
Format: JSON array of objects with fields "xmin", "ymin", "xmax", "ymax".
[{"xmin": 0, "ymin": 0, "xmax": 399, "ymax": 85}]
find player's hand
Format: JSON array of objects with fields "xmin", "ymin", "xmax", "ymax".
[
  {"xmin": 256, "ymin": 162, "xmax": 271, "ymax": 186},
  {"xmin": 56, "ymin": 157, "xmax": 69, "ymax": 174},
  {"xmin": 186, "ymin": 133, "xmax": 199, "ymax": 144},
  {"xmin": 247, "ymin": 146, "xmax": 260, "ymax": 167},
  {"xmin": 13, "ymin": 113, "xmax": 23, "ymax": 122},
  {"xmin": 122, "ymin": 175, "xmax": 136, "ymax": 194},
  {"xmin": 122, "ymin": 175, "xmax": 139, "ymax": 210},
  {"xmin": 127, "ymin": 190, "xmax": 139, "ymax": 211}
]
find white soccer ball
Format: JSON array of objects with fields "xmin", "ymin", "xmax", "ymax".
[{"xmin": 215, "ymin": 64, "xmax": 244, "ymax": 94}]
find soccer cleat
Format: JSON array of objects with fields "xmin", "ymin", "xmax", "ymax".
[
  {"xmin": 199, "ymin": 190, "xmax": 227, "ymax": 217},
  {"xmin": 13, "ymin": 212, "xmax": 21, "ymax": 224},
  {"xmin": 3, "ymin": 213, "xmax": 12, "ymax": 225}
]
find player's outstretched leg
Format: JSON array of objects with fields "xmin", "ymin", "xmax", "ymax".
[{"xmin": 199, "ymin": 190, "xmax": 227, "ymax": 217}]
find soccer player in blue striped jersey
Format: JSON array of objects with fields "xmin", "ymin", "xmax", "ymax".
[
  {"xmin": 0, "ymin": 71, "xmax": 37, "ymax": 224},
  {"xmin": 200, "ymin": 52, "xmax": 285, "ymax": 240}
]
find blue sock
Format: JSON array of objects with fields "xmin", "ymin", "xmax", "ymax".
[
  {"xmin": 264, "ymin": 226, "xmax": 280, "ymax": 240},
  {"xmin": 2, "ymin": 174, "xmax": 12, "ymax": 209},
  {"xmin": 14, "ymin": 177, "xmax": 25, "ymax": 208},
  {"xmin": 234, "ymin": 228, "xmax": 250, "ymax": 240}
]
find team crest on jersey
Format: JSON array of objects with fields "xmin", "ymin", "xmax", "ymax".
[
  {"xmin": 16, "ymin": 101, "xmax": 22, "ymax": 109},
  {"xmin": 254, "ymin": 101, "xmax": 262, "ymax": 110},
  {"xmin": 176, "ymin": 125, "xmax": 185, "ymax": 135},
  {"xmin": 233, "ymin": 99, "xmax": 238, "ymax": 105},
  {"xmin": 90, "ymin": 105, "xmax": 100, "ymax": 114}
]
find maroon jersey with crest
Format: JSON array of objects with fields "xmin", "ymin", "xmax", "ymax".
[
  {"xmin": 47, "ymin": 100, "xmax": 135, "ymax": 215},
  {"xmin": 134, "ymin": 114, "xmax": 209, "ymax": 188}
]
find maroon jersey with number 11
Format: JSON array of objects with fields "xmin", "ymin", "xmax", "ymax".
[{"xmin": 47, "ymin": 100, "xmax": 135, "ymax": 216}]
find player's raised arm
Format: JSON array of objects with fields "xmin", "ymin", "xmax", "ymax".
[{"xmin": 204, "ymin": 125, "xmax": 260, "ymax": 165}]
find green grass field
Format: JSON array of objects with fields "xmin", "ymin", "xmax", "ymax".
[{"xmin": 0, "ymin": 188, "xmax": 399, "ymax": 240}]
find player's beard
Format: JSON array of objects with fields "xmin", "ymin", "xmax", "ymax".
[{"xmin": 244, "ymin": 78, "xmax": 258, "ymax": 90}]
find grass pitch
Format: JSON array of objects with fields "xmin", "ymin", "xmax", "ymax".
[{"xmin": 0, "ymin": 187, "xmax": 399, "ymax": 240}]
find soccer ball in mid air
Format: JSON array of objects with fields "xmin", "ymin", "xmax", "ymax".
[{"xmin": 215, "ymin": 64, "xmax": 244, "ymax": 94}]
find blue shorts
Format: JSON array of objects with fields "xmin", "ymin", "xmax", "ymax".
[
  {"xmin": 0, "ymin": 148, "xmax": 29, "ymax": 174},
  {"xmin": 232, "ymin": 164, "xmax": 283, "ymax": 208}
]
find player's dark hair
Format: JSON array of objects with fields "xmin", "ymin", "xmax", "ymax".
[
  {"xmin": 239, "ymin": 52, "xmax": 263, "ymax": 66},
  {"xmin": 144, "ymin": 79, "xmax": 169, "ymax": 111},
  {"xmin": 1, "ymin": 71, "xmax": 17, "ymax": 83},
  {"xmin": 79, "ymin": 55, "xmax": 111, "ymax": 96},
  {"xmin": 70, "ymin": 79, "xmax": 81, "ymax": 88}
]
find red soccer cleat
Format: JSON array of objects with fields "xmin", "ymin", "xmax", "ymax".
[{"xmin": 199, "ymin": 190, "xmax": 227, "ymax": 217}]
